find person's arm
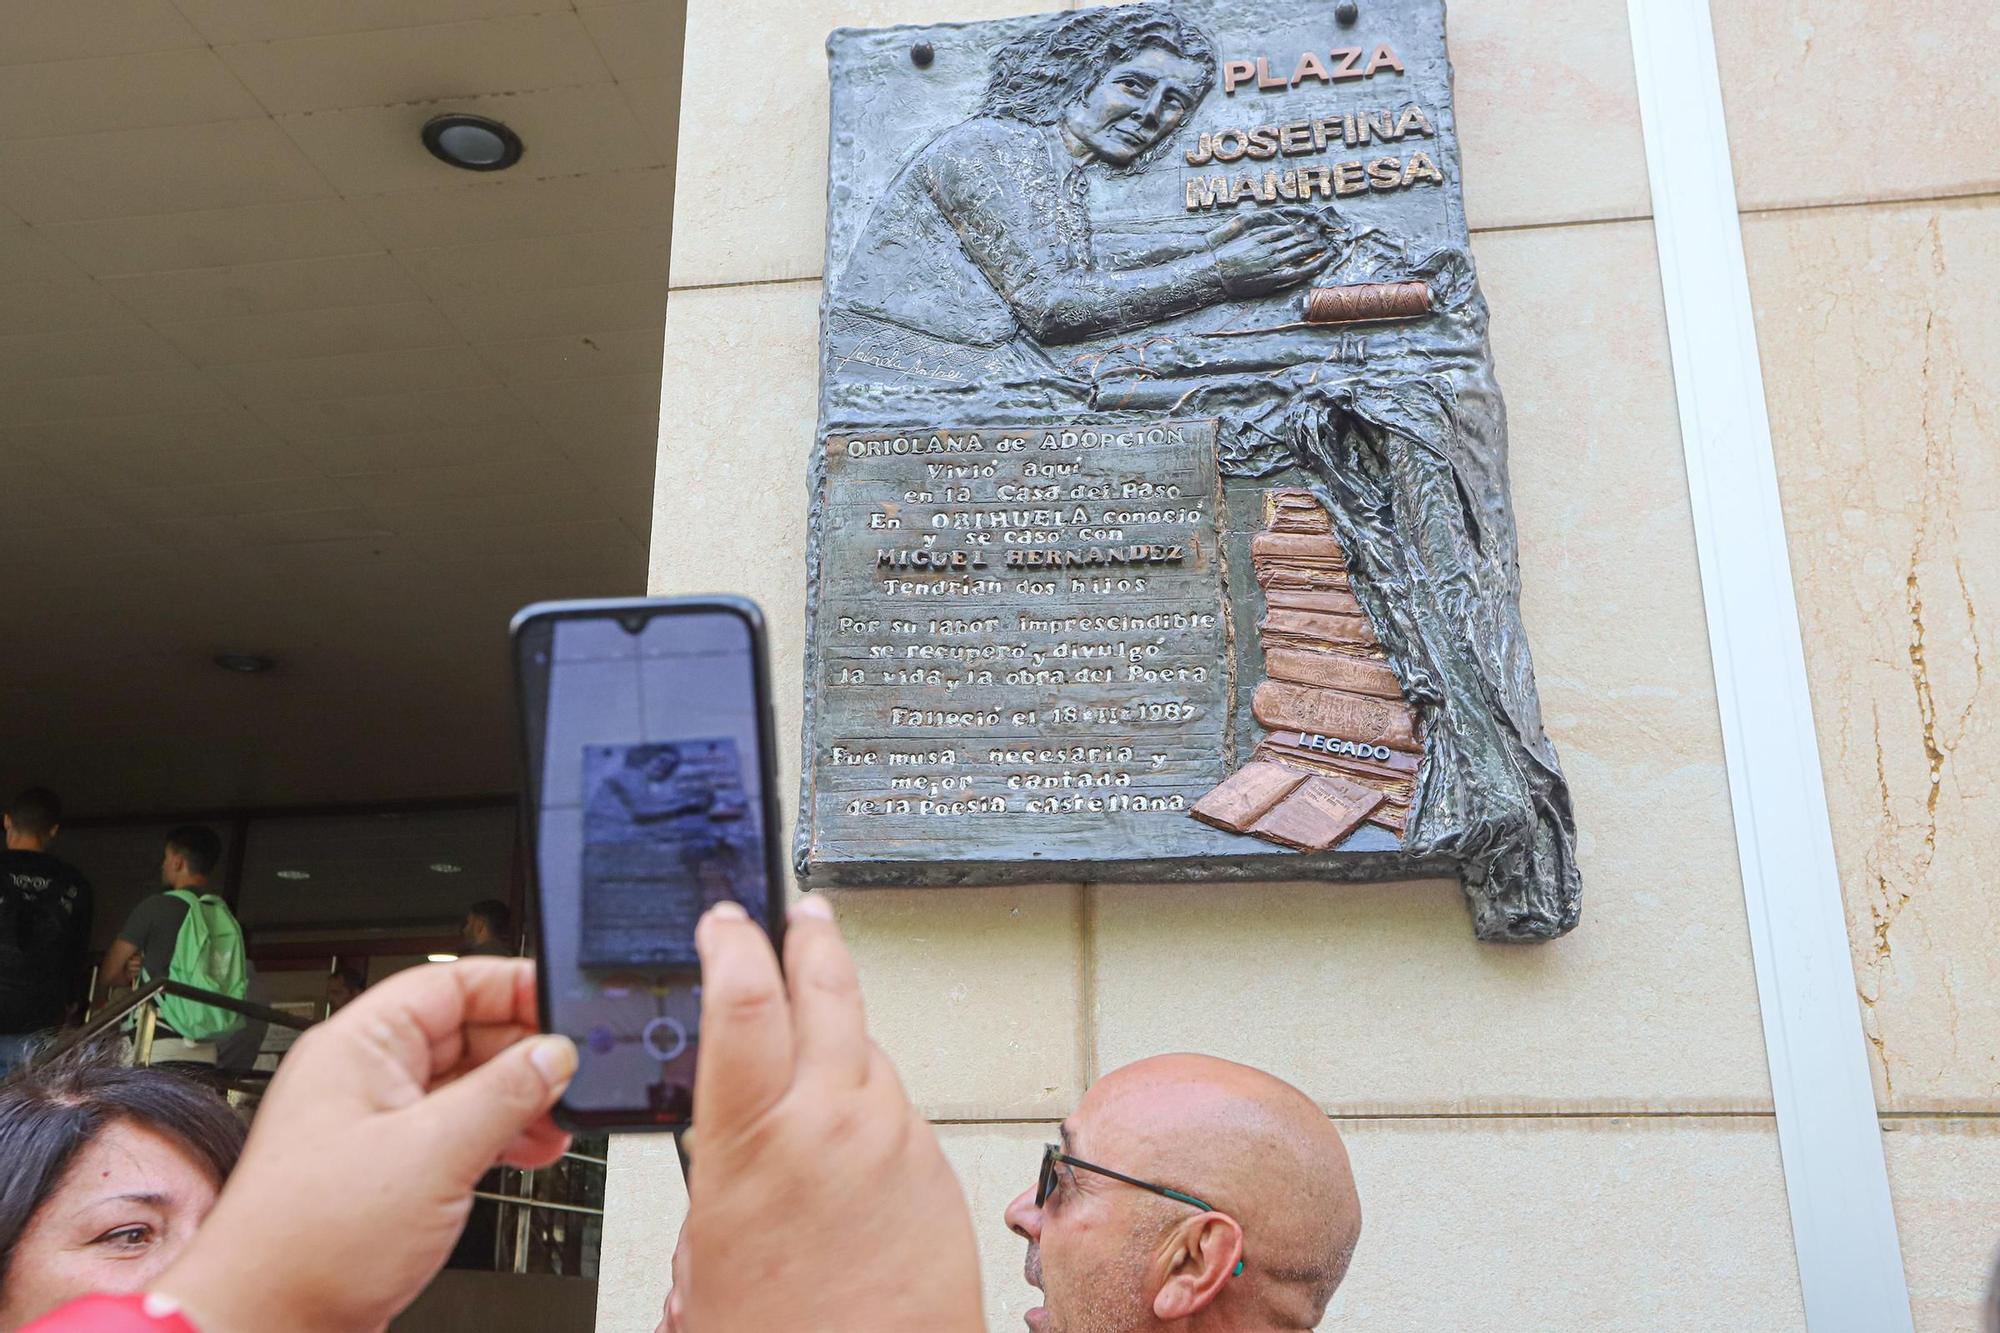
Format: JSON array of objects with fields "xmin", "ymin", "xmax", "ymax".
[
  {"xmin": 925, "ymin": 125, "xmax": 1327, "ymax": 343},
  {"xmin": 1091, "ymin": 225, "xmax": 1214, "ymax": 268},
  {"xmin": 98, "ymin": 936, "xmax": 139, "ymax": 993},
  {"xmin": 30, "ymin": 907, "xmax": 979, "ymax": 1333},
  {"xmin": 102, "ymin": 894, "xmax": 164, "ymax": 991}
]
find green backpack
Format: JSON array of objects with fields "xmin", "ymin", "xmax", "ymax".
[{"xmin": 152, "ymin": 889, "xmax": 247, "ymax": 1042}]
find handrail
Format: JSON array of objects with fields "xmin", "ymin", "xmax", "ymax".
[
  {"xmin": 30, "ymin": 980, "xmax": 315, "ymax": 1072},
  {"xmin": 472, "ymin": 1191, "xmax": 604, "ymax": 1219},
  {"xmin": 154, "ymin": 979, "xmax": 318, "ymax": 1031}
]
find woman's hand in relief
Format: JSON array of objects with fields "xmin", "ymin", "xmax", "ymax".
[{"xmin": 1205, "ymin": 213, "xmax": 1329, "ymax": 297}]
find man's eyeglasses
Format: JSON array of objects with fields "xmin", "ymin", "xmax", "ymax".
[
  {"xmin": 1036, "ymin": 1143, "xmax": 1214, "ymax": 1211},
  {"xmin": 1036, "ymin": 1145, "xmax": 1245, "ymax": 1278}
]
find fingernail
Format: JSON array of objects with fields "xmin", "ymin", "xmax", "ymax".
[
  {"xmin": 792, "ymin": 894, "xmax": 833, "ymax": 921},
  {"xmin": 528, "ymin": 1034, "xmax": 578, "ymax": 1085},
  {"xmin": 706, "ymin": 900, "xmax": 748, "ymax": 922}
]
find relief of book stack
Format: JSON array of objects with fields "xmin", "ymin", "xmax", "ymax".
[{"xmin": 1191, "ymin": 488, "xmax": 1423, "ymax": 852}]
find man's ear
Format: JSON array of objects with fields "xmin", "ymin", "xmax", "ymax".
[{"xmin": 1151, "ymin": 1213, "xmax": 1243, "ymax": 1322}]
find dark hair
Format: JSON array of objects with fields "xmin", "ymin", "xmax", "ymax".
[
  {"xmin": 5, "ymin": 789, "xmax": 62, "ymax": 840},
  {"xmin": 0, "ymin": 1051, "xmax": 244, "ymax": 1295},
  {"xmin": 980, "ymin": 6, "xmax": 1216, "ymax": 137},
  {"xmin": 165, "ymin": 825, "xmax": 223, "ymax": 878},
  {"xmin": 467, "ymin": 899, "xmax": 512, "ymax": 938}
]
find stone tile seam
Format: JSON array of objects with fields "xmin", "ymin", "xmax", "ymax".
[
  {"xmin": 928, "ymin": 1104, "xmax": 1792, "ymax": 1112},
  {"xmin": 662, "ymin": 186, "xmax": 2000, "ymax": 299},
  {"xmin": 1076, "ymin": 884, "xmax": 1099, "ymax": 1087},
  {"xmin": 929, "ymin": 1111, "xmax": 2000, "ymax": 1126},
  {"xmin": 662, "ymin": 212, "xmax": 1665, "ymax": 296},
  {"xmin": 1738, "ymin": 184, "xmax": 2000, "ymax": 223}
]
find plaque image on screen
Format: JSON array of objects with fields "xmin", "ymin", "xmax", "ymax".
[{"xmin": 579, "ymin": 739, "xmax": 760, "ymax": 969}]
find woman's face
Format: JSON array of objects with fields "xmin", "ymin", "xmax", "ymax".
[
  {"xmin": 1064, "ymin": 46, "xmax": 1206, "ymax": 166},
  {"xmin": 0, "ymin": 1121, "xmax": 221, "ymax": 1329}
]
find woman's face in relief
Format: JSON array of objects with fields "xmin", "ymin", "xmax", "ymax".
[{"xmin": 1063, "ymin": 46, "xmax": 1205, "ymax": 165}]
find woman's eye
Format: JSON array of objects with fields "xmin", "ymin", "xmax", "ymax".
[{"xmin": 94, "ymin": 1226, "xmax": 154, "ymax": 1250}]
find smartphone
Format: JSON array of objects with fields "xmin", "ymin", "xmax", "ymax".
[{"xmin": 512, "ymin": 596, "xmax": 786, "ymax": 1131}]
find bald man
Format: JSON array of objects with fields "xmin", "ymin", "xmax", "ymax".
[{"xmin": 1004, "ymin": 1055, "xmax": 1361, "ymax": 1333}]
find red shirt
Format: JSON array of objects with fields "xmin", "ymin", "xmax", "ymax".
[{"xmin": 19, "ymin": 1294, "xmax": 199, "ymax": 1332}]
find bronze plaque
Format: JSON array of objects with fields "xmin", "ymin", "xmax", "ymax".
[
  {"xmin": 799, "ymin": 0, "xmax": 1583, "ymax": 939},
  {"xmin": 808, "ymin": 419, "xmax": 1236, "ymax": 872}
]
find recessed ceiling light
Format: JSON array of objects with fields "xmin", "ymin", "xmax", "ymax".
[
  {"xmin": 427, "ymin": 953, "xmax": 460, "ymax": 963},
  {"xmin": 213, "ymin": 652, "xmax": 276, "ymax": 674},
  {"xmin": 275, "ymin": 869, "xmax": 311, "ymax": 880},
  {"xmin": 421, "ymin": 114, "xmax": 523, "ymax": 172},
  {"xmin": 428, "ymin": 862, "xmax": 463, "ymax": 874}
]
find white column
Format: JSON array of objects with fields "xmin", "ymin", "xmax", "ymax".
[{"xmin": 1624, "ymin": 1, "xmax": 1912, "ymax": 1328}]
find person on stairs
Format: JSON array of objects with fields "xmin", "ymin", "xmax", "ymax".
[{"xmin": 99, "ymin": 830, "xmax": 246, "ymax": 1072}]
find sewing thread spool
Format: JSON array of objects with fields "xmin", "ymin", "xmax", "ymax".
[{"xmin": 1302, "ymin": 281, "xmax": 1432, "ymax": 325}]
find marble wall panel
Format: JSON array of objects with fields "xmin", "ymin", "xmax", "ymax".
[
  {"xmin": 1713, "ymin": 0, "xmax": 2000, "ymax": 213},
  {"xmin": 933, "ymin": 1117, "xmax": 1805, "ymax": 1332},
  {"xmin": 1745, "ymin": 196, "xmax": 2000, "ymax": 1110},
  {"xmin": 1327, "ymin": 1116, "xmax": 1801, "ymax": 1330},
  {"xmin": 1882, "ymin": 1119, "xmax": 2000, "ymax": 1332}
]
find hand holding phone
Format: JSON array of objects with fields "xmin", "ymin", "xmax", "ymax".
[
  {"xmin": 153, "ymin": 960, "xmax": 574, "ymax": 1333},
  {"xmin": 675, "ymin": 897, "xmax": 985, "ymax": 1333},
  {"xmin": 514, "ymin": 598, "xmax": 786, "ymax": 1131}
]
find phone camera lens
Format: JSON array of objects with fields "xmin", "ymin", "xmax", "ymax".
[{"xmin": 618, "ymin": 613, "xmax": 648, "ymax": 635}]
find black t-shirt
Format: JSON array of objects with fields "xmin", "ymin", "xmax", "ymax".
[
  {"xmin": 118, "ymin": 892, "xmax": 193, "ymax": 985},
  {"xmin": 0, "ymin": 850, "xmax": 93, "ymax": 1034}
]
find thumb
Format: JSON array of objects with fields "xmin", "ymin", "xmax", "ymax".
[{"xmin": 404, "ymin": 1034, "xmax": 578, "ymax": 1184}]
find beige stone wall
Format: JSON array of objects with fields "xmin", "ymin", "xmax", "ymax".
[
  {"xmin": 1716, "ymin": 1, "xmax": 2000, "ymax": 1323},
  {"xmin": 602, "ymin": 2, "xmax": 1989, "ymax": 1328}
]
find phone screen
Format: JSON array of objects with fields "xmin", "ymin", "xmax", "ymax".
[{"xmin": 515, "ymin": 600, "xmax": 781, "ymax": 1127}]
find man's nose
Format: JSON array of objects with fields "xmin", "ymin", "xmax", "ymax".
[
  {"xmin": 1137, "ymin": 88, "xmax": 1170, "ymax": 127},
  {"xmin": 1004, "ymin": 1186, "xmax": 1042, "ymax": 1241}
]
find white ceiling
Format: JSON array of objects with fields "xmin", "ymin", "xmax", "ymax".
[{"xmin": 0, "ymin": 0, "xmax": 682, "ymax": 815}]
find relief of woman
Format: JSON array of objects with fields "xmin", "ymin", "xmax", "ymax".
[{"xmin": 826, "ymin": 6, "xmax": 1330, "ymax": 401}]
